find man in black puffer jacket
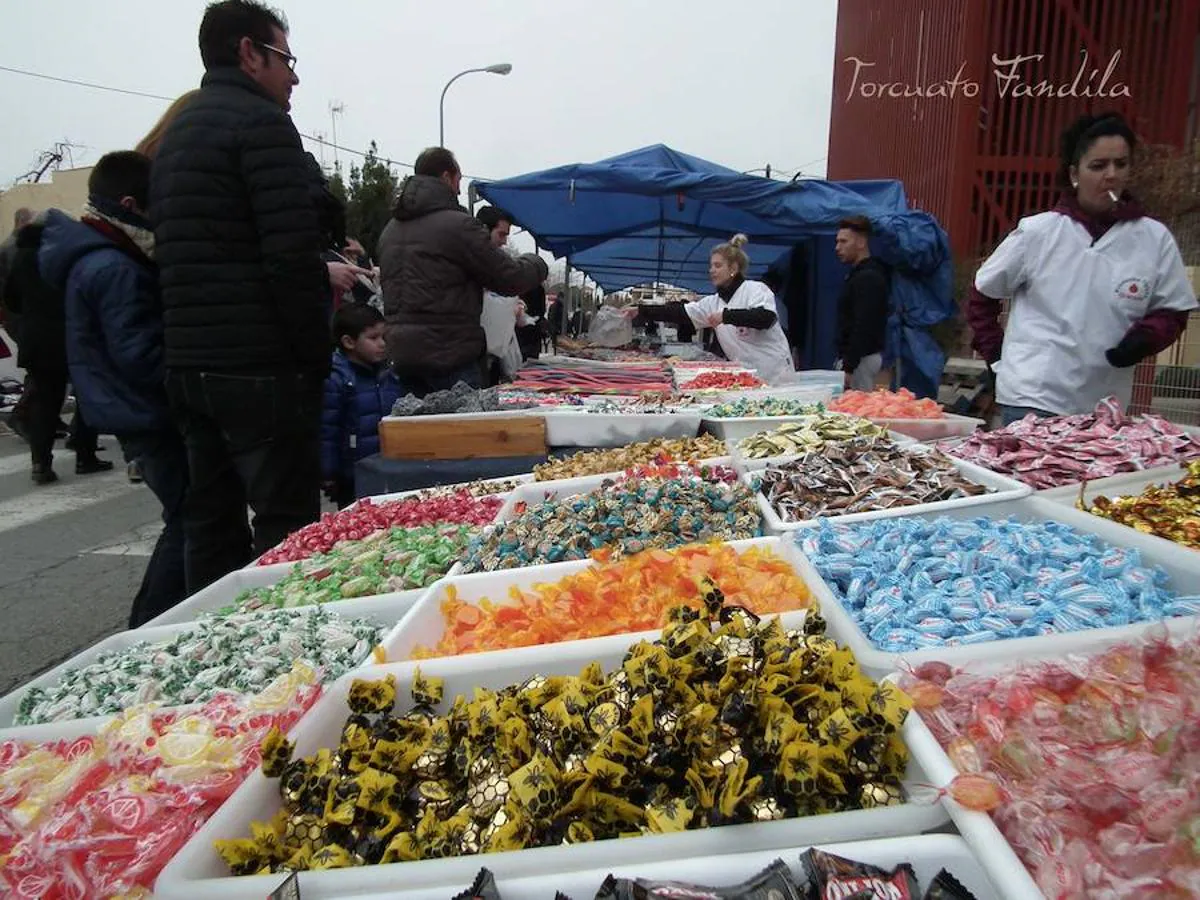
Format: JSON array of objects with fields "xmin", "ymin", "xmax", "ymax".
[
  {"xmin": 378, "ymin": 148, "xmax": 549, "ymax": 396},
  {"xmin": 149, "ymin": 0, "xmax": 333, "ymax": 592}
]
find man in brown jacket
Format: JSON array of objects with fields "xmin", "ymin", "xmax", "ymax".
[{"xmin": 378, "ymin": 148, "xmax": 548, "ymax": 396}]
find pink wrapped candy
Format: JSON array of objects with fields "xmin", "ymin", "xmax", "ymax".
[
  {"xmin": 945, "ymin": 397, "xmax": 1200, "ymax": 489},
  {"xmin": 0, "ymin": 665, "xmax": 321, "ymax": 899},
  {"xmin": 902, "ymin": 628, "xmax": 1200, "ymax": 898}
]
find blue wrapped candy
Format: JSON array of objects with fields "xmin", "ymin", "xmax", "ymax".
[{"xmin": 796, "ymin": 516, "xmax": 1198, "ymax": 652}]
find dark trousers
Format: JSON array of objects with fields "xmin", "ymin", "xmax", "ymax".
[
  {"xmin": 25, "ymin": 366, "xmax": 98, "ymax": 467},
  {"xmin": 118, "ymin": 429, "xmax": 189, "ymax": 627},
  {"xmin": 166, "ymin": 370, "xmax": 322, "ymax": 594},
  {"xmin": 396, "ymin": 360, "xmax": 484, "ymax": 399}
]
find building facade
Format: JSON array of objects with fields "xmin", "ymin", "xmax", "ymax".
[
  {"xmin": 0, "ymin": 167, "xmax": 93, "ymax": 239},
  {"xmin": 827, "ymin": 0, "xmax": 1200, "ymax": 260}
]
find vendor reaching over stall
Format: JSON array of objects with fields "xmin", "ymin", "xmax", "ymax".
[
  {"xmin": 968, "ymin": 112, "xmax": 1198, "ymax": 424},
  {"xmin": 631, "ymin": 234, "xmax": 796, "ymax": 383}
]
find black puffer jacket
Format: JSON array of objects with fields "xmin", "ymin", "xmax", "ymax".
[
  {"xmin": 149, "ymin": 68, "xmax": 329, "ymax": 376},
  {"xmin": 2, "ymin": 218, "xmax": 66, "ymax": 373},
  {"xmin": 378, "ymin": 175, "xmax": 548, "ymax": 374}
]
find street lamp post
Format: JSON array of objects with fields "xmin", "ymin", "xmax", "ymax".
[{"xmin": 439, "ymin": 63, "xmax": 513, "ymax": 147}]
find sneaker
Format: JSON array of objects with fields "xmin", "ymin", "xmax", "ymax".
[
  {"xmin": 31, "ymin": 464, "xmax": 58, "ymax": 485},
  {"xmin": 127, "ymin": 460, "xmax": 144, "ymax": 484},
  {"xmin": 76, "ymin": 457, "xmax": 115, "ymax": 476}
]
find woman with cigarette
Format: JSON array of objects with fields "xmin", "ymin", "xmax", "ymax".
[{"xmin": 968, "ymin": 112, "xmax": 1197, "ymax": 423}]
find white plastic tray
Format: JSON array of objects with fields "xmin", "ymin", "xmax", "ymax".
[
  {"xmin": 0, "ymin": 598, "xmax": 402, "ymax": 742},
  {"xmin": 860, "ymin": 413, "xmax": 984, "ymax": 443},
  {"xmin": 141, "ymin": 563, "xmax": 430, "ymax": 628},
  {"xmin": 742, "ymin": 450, "xmax": 1031, "ymax": 535},
  {"xmin": 541, "ymin": 409, "xmax": 702, "ymax": 447},
  {"xmin": 499, "ymin": 458, "xmax": 740, "ymax": 522},
  {"xmin": 385, "ymin": 537, "xmax": 810, "ymax": 662},
  {"xmin": 346, "ymin": 474, "xmax": 533, "ymax": 512},
  {"xmin": 702, "ymin": 410, "xmax": 862, "ymax": 445},
  {"xmin": 893, "ymin": 614, "xmax": 1200, "ymax": 900},
  {"xmin": 793, "ymin": 494, "xmax": 1200, "ymax": 676},
  {"xmin": 154, "ymin": 640, "xmax": 950, "ymax": 900},
  {"xmin": 1038, "ymin": 463, "xmax": 1184, "ymax": 505},
  {"xmin": 727, "ymin": 429, "xmax": 917, "ymax": 466},
  {"xmin": 346, "ymin": 834, "xmax": 1001, "ymax": 900}
]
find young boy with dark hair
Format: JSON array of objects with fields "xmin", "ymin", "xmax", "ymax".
[
  {"xmin": 321, "ymin": 304, "xmax": 400, "ymax": 508},
  {"xmin": 38, "ymin": 150, "xmax": 188, "ymax": 626}
]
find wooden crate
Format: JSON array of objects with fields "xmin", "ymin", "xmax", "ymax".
[{"xmin": 379, "ymin": 415, "xmax": 547, "ymax": 460}]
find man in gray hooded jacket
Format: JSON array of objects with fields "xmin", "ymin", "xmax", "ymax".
[{"xmin": 377, "ymin": 147, "xmax": 548, "ymax": 396}]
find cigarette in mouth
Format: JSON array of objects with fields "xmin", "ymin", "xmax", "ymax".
[{"xmin": 1107, "ymin": 190, "xmax": 1120, "ymax": 203}]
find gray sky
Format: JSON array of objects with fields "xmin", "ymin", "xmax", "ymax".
[{"xmin": 1, "ymin": 0, "xmax": 837, "ymax": 259}]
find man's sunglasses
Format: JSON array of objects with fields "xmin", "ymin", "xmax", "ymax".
[{"xmin": 254, "ymin": 40, "xmax": 297, "ymax": 72}]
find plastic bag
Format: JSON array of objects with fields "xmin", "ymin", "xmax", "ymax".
[{"xmin": 587, "ymin": 306, "xmax": 634, "ymax": 348}]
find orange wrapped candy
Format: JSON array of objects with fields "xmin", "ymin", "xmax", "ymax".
[
  {"xmin": 411, "ymin": 542, "xmax": 813, "ymax": 658},
  {"xmin": 829, "ymin": 388, "xmax": 944, "ymax": 420}
]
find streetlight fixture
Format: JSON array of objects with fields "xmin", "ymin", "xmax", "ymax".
[{"xmin": 439, "ymin": 64, "xmax": 513, "ymax": 147}]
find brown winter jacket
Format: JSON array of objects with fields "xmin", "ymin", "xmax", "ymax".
[{"xmin": 378, "ymin": 175, "xmax": 548, "ymax": 374}]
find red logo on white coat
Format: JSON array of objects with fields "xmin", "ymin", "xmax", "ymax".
[{"xmin": 1116, "ymin": 277, "xmax": 1151, "ymax": 302}]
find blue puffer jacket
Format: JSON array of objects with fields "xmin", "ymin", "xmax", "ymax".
[
  {"xmin": 38, "ymin": 209, "xmax": 169, "ymax": 434},
  {"xmin": 321, "ymin": 351, "xmax": 402, "ymax": 481}
]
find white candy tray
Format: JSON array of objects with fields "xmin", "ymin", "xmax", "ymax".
[
  {"xmin": 791, "ymin": 494, "xmax": 1200, "ymax": 676},
  {"xmin": 383, "ymin": 537, "xmax": 806, "ymax": 663},
  {"xmin": 894, "ymin": 618, "xmax": 1200, "ymax": 900},
  {"xmin": 346, "ymin": 474, "xmax": 533, "ymax": 512},
  {"xmin": 540, "ymin": 408, "xmax": 702, "ymax": 447},
  {"xmin": 347, "ymin": 834, "xmax": 1001, "ymax": 900},
  {"xmin": 741, "ymin": 450, "xmax": 1031, "ymax": 535},
  {"xmin": 859, "ymin": 413, "xmax": 984, "ymax": 443},
  {"xmin": 154, "ymin": 638, "xmax": 949, "ymax": 899},
  {"xmin": 0, "ymin": 597, "xmax": 403, "ymax": 742},
  {"xmin": 497, "ymin": 457, "xmax": 740, "ymax": 523},
  {"xmin": 144, "ymin": 556, "xmax": 441, "ymax": 628}
]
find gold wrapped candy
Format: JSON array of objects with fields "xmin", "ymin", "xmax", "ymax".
[
  {"xmin": 217, "ymin": 598, "xmax": 912, "ymax": 875},
  {"xmin": 1079, "ymin": 460, "xmax": 1200, "ymax": 549}
]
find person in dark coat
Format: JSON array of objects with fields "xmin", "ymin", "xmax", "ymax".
[
  {"xmin": 377, "ymin": 147, "xmax": 548, "ymax": 397},
  {"xmin": 834, "ymin": 216, "xmax": 890, "ymax": 391},
  {"xmin": 39, "ymin": 151, "xmax": 188, "ymax": 626},
  {"xmin": 149, "ymin": 0, "xmax": 333, "ymax": 592},
  {"xmin": 321, "ymin": 304, "xmax": 400, "ymax": 509},
  {"xmin": 3, "ymin": 212, "xmax": 110, "ymax": 483}
]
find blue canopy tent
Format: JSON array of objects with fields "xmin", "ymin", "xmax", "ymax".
[{"xmin": 475, "ymin": 144, "xmax": 955, "ymax": 398}]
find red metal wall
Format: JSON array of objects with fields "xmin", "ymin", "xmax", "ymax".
[{"xmin": 828, "ymin": 0, "xmax": 1200, "ymax": 259}]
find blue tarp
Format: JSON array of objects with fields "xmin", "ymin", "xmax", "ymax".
[{"xmin": 475, "ymin": 144, "xmax": 954, "ymax": 398}]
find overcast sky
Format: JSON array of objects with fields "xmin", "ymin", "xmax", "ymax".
[{"xmin": 1, "ymin": 0, "xmax": 837, "ymax": 258}]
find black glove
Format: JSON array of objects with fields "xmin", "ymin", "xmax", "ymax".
[
  {"xmin": 1105, "ymin": 333, "xmax": 1152, "ymax": 369},
  {"xmin": 982, "ymin": 361, "xmax": 997, "ymax": 394}
]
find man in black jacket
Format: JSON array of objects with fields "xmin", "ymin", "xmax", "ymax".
[
  {"xmin": 834, "ymin": 216, "xmax": 890, "ymax": 391},
  {"xmin": 150, "ymin": 0, "xmax": 331, "ymax": 591},
  {"xmin": 378, "ymin": 148, "xmax": 548, "ymax": 396}
]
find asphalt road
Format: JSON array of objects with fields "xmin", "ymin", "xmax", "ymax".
[{"xmin": 0, "ymin": 424, "xmax": 162, "ymax": 695}]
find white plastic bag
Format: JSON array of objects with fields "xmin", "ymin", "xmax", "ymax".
[{"xmin": 587, "ymin": 306, "xmax": 634, "ymax": 348}]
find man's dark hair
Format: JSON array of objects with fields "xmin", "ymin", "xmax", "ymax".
[
  {"xmin": 475, "ymin": 206, "xmax": 513, "ymax": 231},
  {"xmin": 199, "ymin": 0, "xmax": 288, "ymax": 71},
  {"xmin": 414, "ymin": 147, "xmax": 460, "ymax": 179},
  {"xmin": 838, "ymin": 215, "xmax": 872, "ymax": 237},
  {"xmin": 331, "ymin": 302, "xmax": 384, "ymax": 344},
  {"xmin": 88, "ymin": 152, "xmax": 152, "ymax": 208}
]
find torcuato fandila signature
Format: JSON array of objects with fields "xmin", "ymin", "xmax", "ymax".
[{"xmin": 843, "ymin": 50, "xmax": 1131, "ymax": 101}]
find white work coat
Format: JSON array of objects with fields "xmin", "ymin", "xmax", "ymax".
[
  {"xmin": 975, "ymin": 212, "xmax": 1197, "ymax": 415},
  {"xmin": 684, "ymin": 280, "xmax": 796, "ymax": 384}
]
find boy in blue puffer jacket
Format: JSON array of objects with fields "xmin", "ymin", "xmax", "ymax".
[{"xmin": 321, "ymin": 304, "xmax": 400, "ymax": 508}]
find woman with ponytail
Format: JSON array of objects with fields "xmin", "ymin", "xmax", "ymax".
[{"xmin": 635, "ymin": 233, "xmax": 796, "ymax": 383}]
